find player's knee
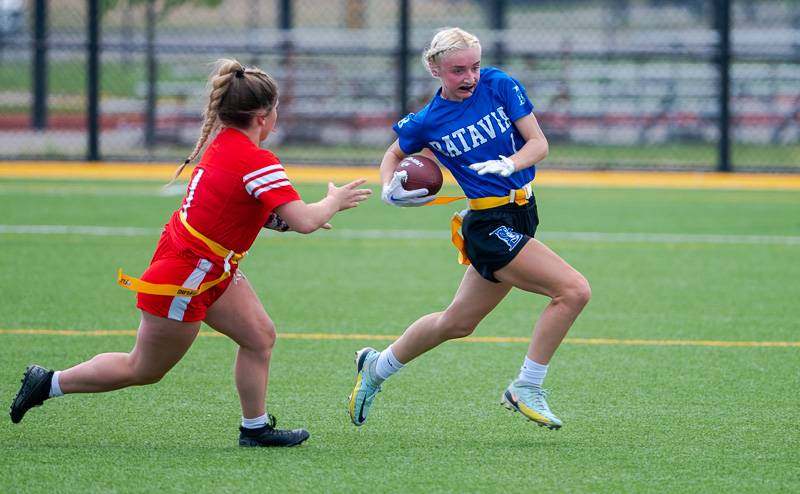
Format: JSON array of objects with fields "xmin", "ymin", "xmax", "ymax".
[
  {"xmin": 131, "ymin": 367, "xmax": 167, "ymax": 386},
  {"xmin": 137, "ymin": 373, "xmax": 164, "ymax": 385},
  {"xmin": 248, "ymin": 319, "xmax": 277, "ymax": 356},
  {"xmin": 123, "ymin": 354, "xmax": 166, "ymax": 386},
  {"xmin": 439, "ymin": 314, "xmax": 477, "ymax": 339},
  {"xmin": 564, "ymin": 274, "xmax": 591, "ymax": 310}
]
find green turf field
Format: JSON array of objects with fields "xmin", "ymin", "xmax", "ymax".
[{"xmin": 1, "ymin": 177, "xmax": 798, "ymax": 492}]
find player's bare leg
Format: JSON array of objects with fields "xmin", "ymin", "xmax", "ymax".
[
  {"xmin": 494, "ymin": 238, "xmax": 591, "ymax": 364},
  {"xmin": 349, "ymin": 266, "xmax": 510, "ymax": 425},
  {"xmin": 11, "ymin": 312, "xmax": 200, "ymax": 423},
  {"xmin": 392, "ymin": 266, "xmax": 512, "ymax": 362},
  {"xmin": 204, "ymin": 272, "xmax": 275, "ymax": 419},
  {"xmin": 495, "ymin": 238, "xmax": 591, "ymax": 429},
  {"xmin": 204, "ymin": 271, "xmax": 308, "ymax": 446},
  {"xmin": 60, "ymin": 313, "xmax": 200, "ymax": 393}
]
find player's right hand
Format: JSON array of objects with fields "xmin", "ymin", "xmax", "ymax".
[
  {"xmin": 328, "ymin": 179, "xmax": 372, "ymax": 211},
  {"xmin": 381, "ymin": 170, "xmax": 433, "ymax": 207}
]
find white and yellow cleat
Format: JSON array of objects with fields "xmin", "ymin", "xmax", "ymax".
[{"xmin": 501, "ymin": 380, "xmax": 562, "ymax": 430}]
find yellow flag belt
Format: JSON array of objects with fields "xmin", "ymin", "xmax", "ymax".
[
  {"xmin": 117, "ymin": 211, "xmax": 247, "ymax": 297},
  {"xmin": 427, "ymin": 182, "xmax": 533, "ymax": 266}
]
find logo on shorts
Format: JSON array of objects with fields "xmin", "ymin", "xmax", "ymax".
[{"xmin": 489, "ymin": 226, "xmax": 523, "ymax": 251}]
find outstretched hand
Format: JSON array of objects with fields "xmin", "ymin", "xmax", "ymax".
[
  {"xmin": 381, "ymin": 170, "xmax": 434, "ymax": 207},
  {"xmin": 328, "ymin": 179, "xmax": 372, "ymax": 211}
]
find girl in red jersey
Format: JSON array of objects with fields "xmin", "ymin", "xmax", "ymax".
[{"xmin": 10, "ymin": 58, "xmax": 371, "ymax": 447}]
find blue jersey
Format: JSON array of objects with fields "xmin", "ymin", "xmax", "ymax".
[{"xmin": 393, "ymin": 67, "xmax": 536, "ymax": 199}]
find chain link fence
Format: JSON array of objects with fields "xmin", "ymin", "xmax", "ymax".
[{"xmin": 0, "ymin": 0, "xmax": 798, "ymax": 170}]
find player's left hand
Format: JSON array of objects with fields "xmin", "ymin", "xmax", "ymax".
[{"xmin": 469, "ymin": 155, "xmax": 516, "ymax": 177}]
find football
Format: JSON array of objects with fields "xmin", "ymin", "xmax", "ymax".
[{"xmin": 396, "ymin": 154, "xmax": 443, "ymax": 196}]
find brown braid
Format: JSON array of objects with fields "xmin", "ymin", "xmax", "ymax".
[{"xmin": 168, "ymin": 59, "xmax": 242, "ymax": 184}]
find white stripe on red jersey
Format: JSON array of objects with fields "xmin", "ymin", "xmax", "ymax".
[
  {"xmin": 246, "ymin": 171, "xmax": 289, "ymax": 195},
  {"xmin": 252, "ymin": 180, "xmax": 292, "ymax": 199},
  {"xmin": 243, "ymin": 164, "xmax": 283, "ymax": 182},
  {"xmin": 243, "ymin": 164, "xmax": 291, "ymax": 199}
]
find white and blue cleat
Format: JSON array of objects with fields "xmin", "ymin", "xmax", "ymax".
[
  {"xmin": 501, "ymin": 379, "xmax": 563, "ymax": 430},
  {"xmin": 348, "ymin": 347, "xmax": 382, "ymax": 426}
]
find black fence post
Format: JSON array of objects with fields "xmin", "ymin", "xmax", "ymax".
[
  {"xmin": 87, "ymin": 0, "xmax": 100, "ymax": 161},
  {"xmin": 715, "ymin": 0, "xmax": 732, "ymax": 172},
  {"xmin": 144, "ymin": 1, "xmax": 157, "ymax": 149},
  {"xmin": 278, "ymin": 0, "xmax": 294, "ymax": 131},
  {"xmin": 279, "ymin": 0, "xmax": 294, "ymax": 83},
  {"xmin": 491, "ymin": 0, "xmax": 506, "ymax": 66},
  {"xmin": 32, "ymin": 0, "xmax": 47, "ymax": 130},
  {"xmin": 279, "ymin": 0, "xmax": 292, "ymax": 31},
  {"xmin": 398, "ymin": 0, "xmax": 410, "ymax": 119},
  {"xmin": 279, "ymin": 0, "xmax": 293, "ymax": 63}
]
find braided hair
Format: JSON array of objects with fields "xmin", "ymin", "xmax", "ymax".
[
  {"xmin": 169, "ymin": 58, "xmax": 279, "ymax": 183},
  {"xmin": 421, "ymin": 27, "xmax": 481, "ymax": 76}
]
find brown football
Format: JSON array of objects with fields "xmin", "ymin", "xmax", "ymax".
[{"xmin": 396, "ymin": 154, "xmax": 443, "ymax": 196}]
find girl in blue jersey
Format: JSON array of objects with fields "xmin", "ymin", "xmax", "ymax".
[{"xmin": 349, "ymin": 27, "xmax": 591, "ymax": 429}]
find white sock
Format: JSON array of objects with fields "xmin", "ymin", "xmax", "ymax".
[
  {"xmin": 375, "ymin": 346, "xmax": 405, "ymax": 382},
  {"xmin": 517, "ymin": 357, "xmax": 548, "ymax": 387},
  {"xmin": 48, "ymin": 371, "xmax": 64, "ymax": 398},
  {"xmin": 241, "ymin": 414, "xmax": 268, "ymax": 429}
]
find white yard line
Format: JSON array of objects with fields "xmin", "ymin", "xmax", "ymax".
[
  {"xmin": 0, "ymin": 225, "xmax": 159, "ymax": 236},
  {"xmin": 1, "ymin": 224, "xmax": 799, "ymax": 245}
]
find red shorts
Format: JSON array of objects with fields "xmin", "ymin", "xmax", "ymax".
[{"xmin": 136, "ymin": 231, "xmax": 234, "ymax": 322}]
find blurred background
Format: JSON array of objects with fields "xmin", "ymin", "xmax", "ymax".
[{"xmin": 0, "ymin": 0, "xmax": 797, "ymax": 171}]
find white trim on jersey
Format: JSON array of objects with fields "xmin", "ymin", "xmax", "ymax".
[
  {"xmin": 245, "ymin": 171, "xmax": 289, "ymax": 195},
  {"xmin": 181, "ymin": 168, "xmax": 204, "ymax": 215},
  {"xmin": 252, "ymin": 180, "xmax": 292, "ymax": 199},
  {"xmin": 243, "ymin": 164, "xmax": 292, "ymax": 199},
  {"xmin": 243, "ymin": 164, "xmax": 283, "ymax": 182},
  {"xmin": 168, "ymin": 259, "xmax": 212, "ymax": 321}
]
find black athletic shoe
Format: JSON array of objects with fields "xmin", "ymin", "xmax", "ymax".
[
  {"xmin": 238, "ymin": 414, "xmax": 310, "ymax": 447},
  {"xmin": 10, "ymin": 365, "xmax": 54, "ymax": 424}
]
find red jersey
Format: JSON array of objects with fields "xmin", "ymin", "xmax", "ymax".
[{"xmin": 166, "ymin": 128, "xmax": 301, "ymax": 262}]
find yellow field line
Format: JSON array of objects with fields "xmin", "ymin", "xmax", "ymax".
[
  {"xmin": 0, "ymin": 328, "xmax": 797, "ymax": 348},
  {"xmin": 0, "ymin": 162, "xmax": 799, "ymax": 190}
]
